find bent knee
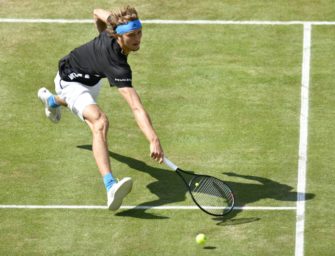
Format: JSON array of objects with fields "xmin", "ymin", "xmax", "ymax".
[
  {"xmin": 83, "ymin": 105, "xmax": 109, "ymax": 133},
  {"xmin": 93, "ymin": 113, "xmax": 109, "ymax": 133},
  {"xmin": 85, "ymin": 111, "xmax": 109, "ymax": 134}
]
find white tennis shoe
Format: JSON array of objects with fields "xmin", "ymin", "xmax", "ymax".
[
  {"xmin": 107, "ymin": 177, "xmax": 133, "ymax": 211},
  {"xmin": 37, "ymin": 87, "xmax": 61, "ymax": 123}
]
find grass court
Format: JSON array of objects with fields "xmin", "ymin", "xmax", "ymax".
[{"xmin": 0, "ymin": 1, "xmax": 334, "ymax": 255}]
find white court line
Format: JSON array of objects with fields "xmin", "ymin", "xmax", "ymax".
[
  {"xmin": 0, "ymin": 205, "xmax": 296, "ymax": 210},
  {"xmin": 0, "ymin": 18, "xmax": 335, "ymax": 25},
  {"xmin": 295, "ymin": 23, "xmax": 312, "ymax": 256}
]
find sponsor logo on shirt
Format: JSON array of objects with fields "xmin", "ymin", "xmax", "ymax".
[{"xmin": 115, "ymin": 78, "xmax": 132, "ymax": 82}]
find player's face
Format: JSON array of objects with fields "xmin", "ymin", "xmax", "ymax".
[{"xmin": 118, "ymin": 28, "xmax": 142, "ymax": 54}]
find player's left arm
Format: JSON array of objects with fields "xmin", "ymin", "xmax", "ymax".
[
  {"xmin": 118, "ymin": 87, "xmax": 164, "ymax": 163},
  {"xmin": 93, "ymin": 9, "xmax": 111, "ymax": 33}
]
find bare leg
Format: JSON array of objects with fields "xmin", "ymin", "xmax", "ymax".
[
  {"xmin": 55, "ymin": 96, "xmax": 68, "ymax": 107},
  {"xmin": 82, "ymin": 104, "xmax": 111, "ymax": 176},
  {"xmin": 81, "ymin": 105, "xmax": 133, "ymax": 210}
]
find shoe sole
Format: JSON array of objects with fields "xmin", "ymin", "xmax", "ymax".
[
  {"xmin": 108, "ymin": 178, "xmax": 133, "ymax": 211},
  {"xmin": 44, "ymin": 107, "xmax": 61, "ymax": 123}
]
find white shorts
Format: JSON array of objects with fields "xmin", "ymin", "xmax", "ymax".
[{"xmin": 54, "ymin": 72, "xmax": 102, "ymax": 121}]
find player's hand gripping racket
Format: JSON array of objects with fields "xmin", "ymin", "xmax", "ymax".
[{"xmin": 163, "ymin": 157, "xmax": 235, "ymax": 216}]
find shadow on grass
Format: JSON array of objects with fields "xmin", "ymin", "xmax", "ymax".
[
  {"xmin": 78, "ymin": 145, "xmax": 187, "ymax": 220},
  {"xmin": 204, "ymin": 246, "xmax": 217, "ymax": 250},
  {"xmin": 77, "ymin": 145, "xmax": 315, "ymax": 223},
  {"xmin": 213, "ymin": 172, "xmax": 315, "ymax": 226}
]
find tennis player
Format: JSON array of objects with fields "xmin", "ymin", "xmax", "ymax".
[{"xmin": 37, "ymin": 6, "xmax": 164, "ymax": 211}]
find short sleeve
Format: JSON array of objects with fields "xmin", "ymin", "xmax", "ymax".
[{"xmin": 106, "ymin": 63, "xmax": 132, "ymax": 88}]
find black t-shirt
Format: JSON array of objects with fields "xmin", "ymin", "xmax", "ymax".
[{"xmin": 58, "ymin": 31, "xmax": 132, "ymax": 88}]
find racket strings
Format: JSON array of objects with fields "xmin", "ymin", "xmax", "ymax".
[{"xmin": 190, "ymin": 177, "xmax": 234, "ymax": 215}]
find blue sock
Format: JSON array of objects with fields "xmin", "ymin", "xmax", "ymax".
[
  {"xmin": 103, "ymin": 173, "xmax": 117, "ymax": 192},
  {"xmin": 47, "ymin": 95, "xmax": 60, "ymax": 108}
]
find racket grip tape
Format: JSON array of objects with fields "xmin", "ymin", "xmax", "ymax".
[{"xmin": 163, "ymin": 157, "xmax": 178, "ymax": 171}]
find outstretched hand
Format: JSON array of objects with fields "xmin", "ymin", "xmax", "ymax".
[{"xmin": 150, "ymin": 139, "xmax": 164, "ymax": 163}]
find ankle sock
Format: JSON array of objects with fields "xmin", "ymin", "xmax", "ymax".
[
  {"xmin": 47, "ymin": 95, "xmax": 60, "ymax": 108},
  {"xmin": 103, "ymin": 173, "xmax": 117, "ymax": 192}
]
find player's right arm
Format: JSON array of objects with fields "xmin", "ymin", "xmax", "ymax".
[
  {"xmin": 93, "ymin": 9, "xmax": 111, "ymax": 33},
  {"xmin": 118, "ymin": 87, "xmax": 164, "ymax": 163}
]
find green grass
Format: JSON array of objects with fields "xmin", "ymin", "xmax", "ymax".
[
  {"xmin": 305, "ymin": 26, "xmax": 335, "ymax": 256},
  {"xmin": 0, "ymin": 23, "xmax": 302, "ymax": 206},
  {"xmin": 0, "ymin": 1, "xmax": 334, "ymax": 255},
  {"xmin": 1, "ymin": 0, "xmax": 335, "ymax": 20},
  {"xmin": 0, "ymin": 209, "xmax": 295, "ymax": 256}
]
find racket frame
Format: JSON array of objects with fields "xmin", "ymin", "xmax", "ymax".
[{"xmin": 163, "ymin": 157, "xmax": 235, "ymax": 217}]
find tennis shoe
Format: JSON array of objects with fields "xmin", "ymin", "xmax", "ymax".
[
  {"xmin": 37, "ymin": 87, "xmax": 61, "ymax": 123},
  {"xmin": 107, "ymin": 177, "xmax": 133, "ymax": 211}
]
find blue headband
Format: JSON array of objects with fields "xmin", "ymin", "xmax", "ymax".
[{"xmin": 115, "ymin": 19, "xmax": 142, "ymax": 35}]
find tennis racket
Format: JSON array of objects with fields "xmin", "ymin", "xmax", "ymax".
[{"xmin": 163, "ymin": 157, "xmax": 235, "ymax": 216}]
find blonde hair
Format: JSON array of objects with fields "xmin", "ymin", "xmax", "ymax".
[{"xmin": 107, "ymin": 6, "xmax": 139, "ymax": 37}]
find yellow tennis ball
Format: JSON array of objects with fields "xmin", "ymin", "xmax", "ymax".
[
  {"xmin": 195, "ymin": 233, "xmax": 207, "ymax": 245},
  {"xmin": 195, "ymin": 182, "xmax": 199, "ymax": 187}
]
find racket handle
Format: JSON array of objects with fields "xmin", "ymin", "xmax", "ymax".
[{"xmin": 163, "ymin": 157, "xmax": 178, "ymax": 171}]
